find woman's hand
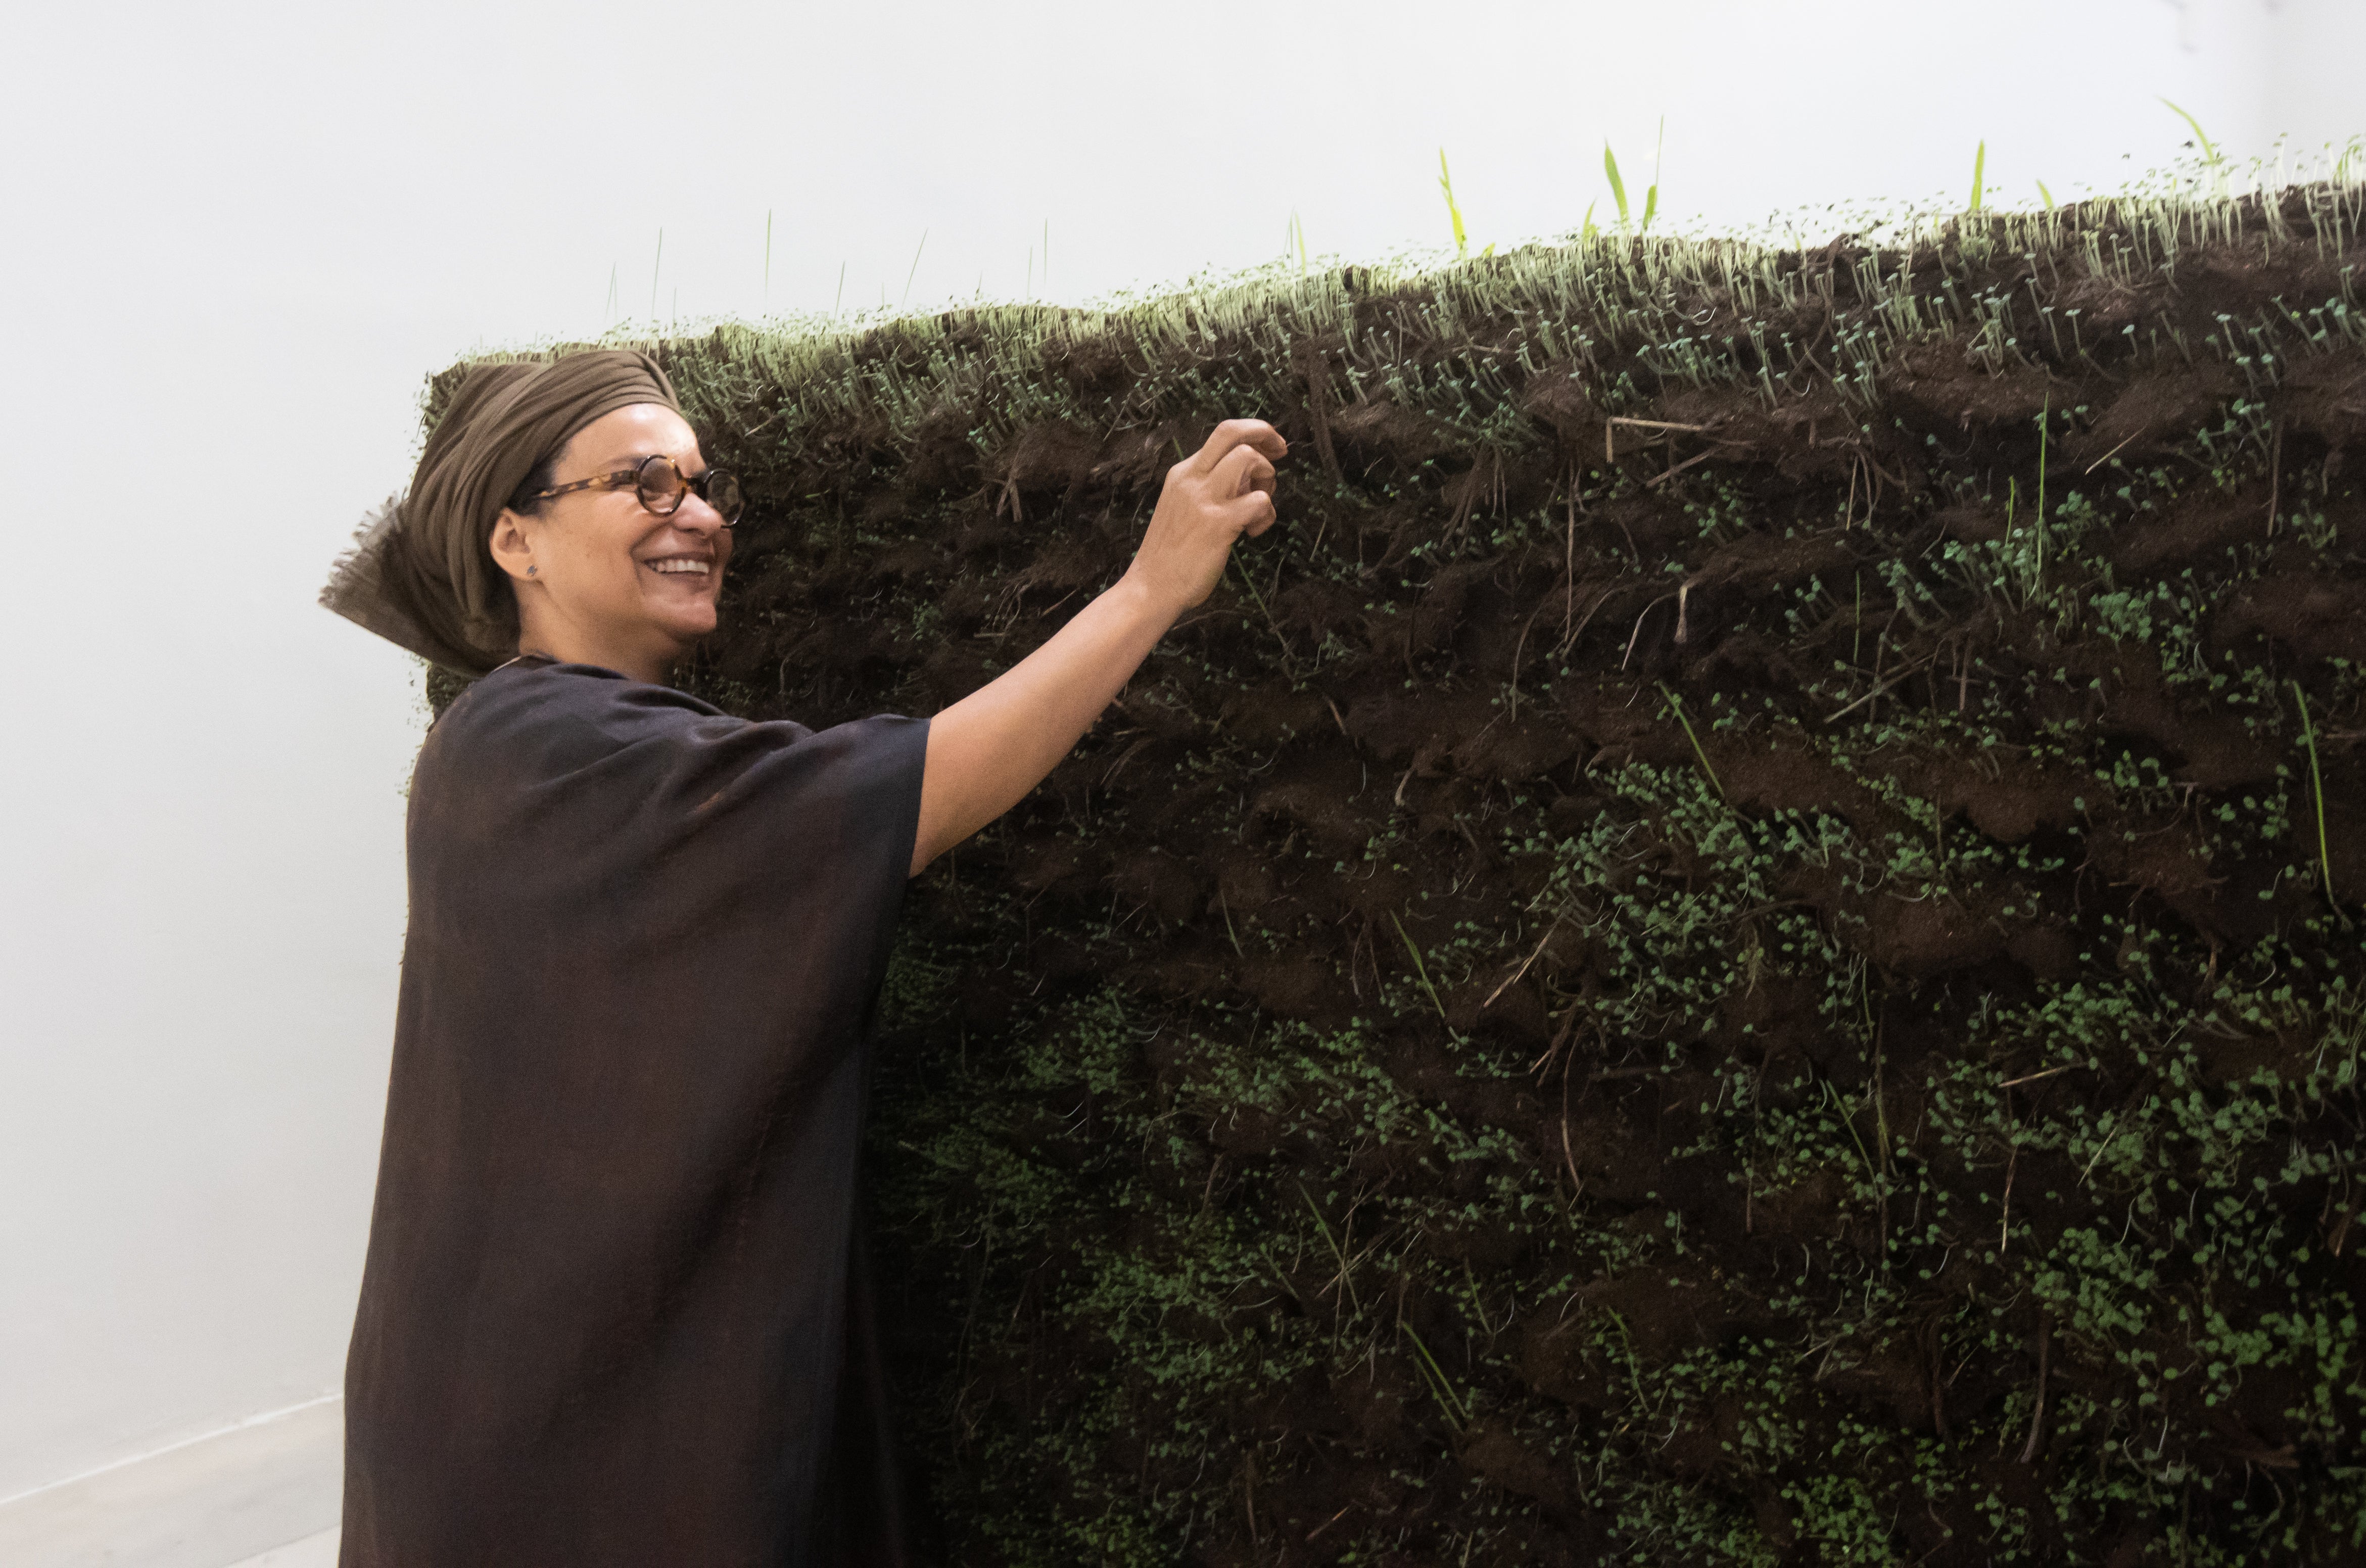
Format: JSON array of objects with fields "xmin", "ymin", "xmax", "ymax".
[
  {"xmin": 1122, "ymin": 419, "xmax": 1290, "ymax": 618},
  {"xmin": 908, "ymin": 416, "xmax": 1289, "ymax": 875}
]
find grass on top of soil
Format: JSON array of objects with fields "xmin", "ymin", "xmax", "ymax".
[{"xmin": 428, "ymin": 161, "xmax": 2366, "ymax": 1565}]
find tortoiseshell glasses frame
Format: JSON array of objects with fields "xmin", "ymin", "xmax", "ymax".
[{"xmin": 527, "ymin": 453, "xmax": 744, "ymax": 527}]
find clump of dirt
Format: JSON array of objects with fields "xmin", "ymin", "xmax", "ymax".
[{"xmin": 437, "ymin": 181, "xmax": 2366, "ymax": 1564}]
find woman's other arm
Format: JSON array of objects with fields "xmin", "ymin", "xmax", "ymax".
[{"xmin": 909, "ymin": 419, "xmax": 1287, "ymax": 875}]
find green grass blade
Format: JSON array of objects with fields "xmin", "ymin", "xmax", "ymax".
[
  {"xmin": 2034, "ymin": 396, "xmax": 2050, "ymax": 588},
  {"xmin": 1642, "ymin": 117, "xmax": 1663, "ymax": 232},
  {"xmin": 902, "ymin": 228, "xmax": 928, "ymax": 307},
  {"xmin": 2161, "ymin": 98, "xmax": 2223, "ymax": 167},
  {"xmin": 1389, "ymin": 911, "xmax": 1448, "ymax": 1018},
  {"xmin": 1970, "ymin": 139, "xmax": 1985, "ymax": 213},
  {"xmin": 2295, "ymin": 681, "xmax": 2341, "ymax": 909},
  {"xmin": 1437, "ymin": 149, "xmax": 1469, "ymax": 258},
  {"xmin": 1398, "ymin": 1322, "xmax": 1470, "ymax": 1428},
  {"xmin": 2036, "ymin": 178, "xmax": 2055, "ymax": 210},
  {"xmin": 1660, "ymin": 684, "xmax": 1726, "ymax": 800},
  {"xmin": 1299, "ymin": 1186, "xmax": 1360, "ymax": 1313},
  {"xmin": 1604, "ymin": 144, "xmax": 1630, "ymax": 228}
]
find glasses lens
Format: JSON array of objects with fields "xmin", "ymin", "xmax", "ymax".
[
  {"xmin": 703, "ymin": 469, "xmax": 744, "ymax": 525},
  {"xmin": 636, "ymin": 455, "xmax": 685, "ymax": 516}
]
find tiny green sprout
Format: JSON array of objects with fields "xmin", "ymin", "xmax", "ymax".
[
  {"xmin": 1437, "ymin": 148, "xmax": 1470, "ymax": 259},
  {"xmin": 1286, "ymin": 209, "xmax": 1309, "ymax": 272},
  {"xmin": 1604, "ymin": 143, "xmax": 1631, "ymax": 230},
  {"xmin": 1970, "ymin": 139, "xmax": 1986, "ymax": 213},
  {"xmin": 2036, "ymin": 178, "xmax": 2055, "ymax": 211}
]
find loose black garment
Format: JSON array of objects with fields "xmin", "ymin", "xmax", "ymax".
[{"xmin": 342, "ymin": 658, "xmax": 927, "ymax": 1567}]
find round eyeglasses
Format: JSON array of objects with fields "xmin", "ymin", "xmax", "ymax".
[{"xmin": 527, "ymin": 453, "xmax": 744, "ymax": 527}]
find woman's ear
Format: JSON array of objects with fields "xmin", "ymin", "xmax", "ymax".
[{"xmin": 489, "ymin": 507, "xmax": 539, "ymax": 584}]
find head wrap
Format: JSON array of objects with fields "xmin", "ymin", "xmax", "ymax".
[{"xmin": 321, "ymin": 349, "xmax": 681, "ymax": 676}]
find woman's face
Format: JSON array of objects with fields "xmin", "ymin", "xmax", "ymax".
[{"xmin": 491, "ymin": 402, "xmax": 733, "ymax": 676}]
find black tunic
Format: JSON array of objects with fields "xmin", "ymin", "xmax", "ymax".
[{"xmin": 340, "ymin": 657, "xmax": 927, "ymax": 1567}]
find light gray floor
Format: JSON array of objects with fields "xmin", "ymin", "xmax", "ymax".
[
  {"xmin": 0, "ymin": 1400, "xmax": 342, "ymax": 1568},
  {"xmin": 220, "ymin": 1527, "xmax": 339, "ymax": 1568}
]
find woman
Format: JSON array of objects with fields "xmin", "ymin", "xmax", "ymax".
[{"xmin": 322, "ymin": 349, "xmax": 1284, "ymax": 1566}]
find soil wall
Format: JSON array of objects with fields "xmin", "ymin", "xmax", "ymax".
[{"xmin": 436, "ymin": 183, "xmax": 2366, "ymax": 1564}]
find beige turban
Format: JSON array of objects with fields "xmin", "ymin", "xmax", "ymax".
[{"xmin": 321, "ymin": 349, "xmax": 681, "ymax": 677}]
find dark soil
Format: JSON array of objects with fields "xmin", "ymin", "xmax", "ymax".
[{"xmin": 438, "ymin": 182, "xmax": 2366, "ymax": 1564}]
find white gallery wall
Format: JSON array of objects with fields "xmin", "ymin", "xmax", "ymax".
[{"xmin": 0, "ymin": 0, "xmax": 2357, "ymax": 1504}]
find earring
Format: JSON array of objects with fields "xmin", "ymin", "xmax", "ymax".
[{"xmin": 526, "ymin": 565, "xmax": 537, "ymax": 577}]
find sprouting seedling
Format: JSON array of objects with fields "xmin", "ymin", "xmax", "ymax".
[
  {"xmin": 1437, "ymin": 149, "xmax": 1470, "ymax": 259},
  {"xmin": 1604, "ymin": 142, "xmax": 1631, "ymax": 230},
  {"xmin": 1580, "ymin": 200, "xmax": 1599, "ymax": 241},
  {"xmin": 2161, "ymin": 99, "xmax": 2224, "ymax": 171},
  {"xmin": 1659, "ymin": 683, "xmax": 1725, "ymax": 800},
  {"xmin": 1597, "ymin": 1307, "xmax": 1657, "ymax": 1417},
  {"xmin": 1286, "ymin": 210, "xmax": 1309, "ymax": 272},
  {"xmin": 2036, "ymin": 179, "xmax": 2056, "ymax": 211},
  {"xmin": 1969, "ymin": 140, "xmax": 1986, "ymax": 213},
  {"xmin": 1388, "ymin": 911, "xmax": 1448, "ymax": 1019},
  {"xmin": 2294, "ymin": 680, "xmax": 2341, "ymax": 911}
]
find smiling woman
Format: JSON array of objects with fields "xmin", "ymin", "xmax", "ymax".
[
  {"xmin": 318, "ymin": 348, "xmax": 1282, "ymax": 1566},
  {"xmin": 493, "ymin": 405, "xmax": 744, "ymax": 684}
]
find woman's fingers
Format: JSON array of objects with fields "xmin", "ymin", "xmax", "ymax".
[
  {"xmin": 1190, "ymin": 418, "xmax": 1288, "ymax": 477},
  {"xmin": 1228, "ymin": 489, "xmax": 1279, "ymax": 536},
  {"xmin": 1211, "ymin": 443, "xmax": 1277, "ymax": 500}
]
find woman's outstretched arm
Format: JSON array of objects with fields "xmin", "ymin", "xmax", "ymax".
[{"xmin": 909, "ymin": 418, "xmax": 1288, "ymax": 875}]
